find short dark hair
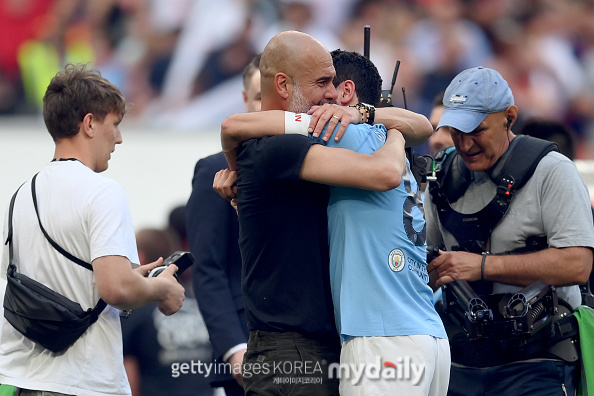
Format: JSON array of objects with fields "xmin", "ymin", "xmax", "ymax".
[
  {"xmin": 242, "ymin": 53, "xmax": 261, "ymax": 91},
  {"xmin": 433, "ymin": 91, "xmax": 445, "ymax": 107},
  {"xmin": 43, "ymin": 63, "xmax": 128, "ymax": 142},
  {"xmin": 519, "ymin": 119, "xmax": 577, "ymax": 160},
  {"xmin": 136, "ymin": 228, "xmax": 180, "ymax": 265},
  {"xmin": 331, "ymin": 49, "xmax": 382, "ymax": 106}
]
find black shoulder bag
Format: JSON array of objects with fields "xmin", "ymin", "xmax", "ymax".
[{"xmin": 3, "ymin": 174, "xmax": 107, "ymax": 353}]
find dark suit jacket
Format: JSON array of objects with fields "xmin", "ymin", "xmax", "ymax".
[{"xmin": 187, "ymin": 152, "xmax": 247, "ymax": 388}]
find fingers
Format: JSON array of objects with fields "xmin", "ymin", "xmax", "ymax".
[
  {"xmin": 229, "ymin": 349, "xmax": 246, "ymax": 386},
  {"xmin": 135, "ymin": 257, "xmax": 164, "ymax": 276},
  {"xmin": 229, "ymin": 198, "xmax": 238, "ymax": 212},
  {"xmin": 213, "ymin": 169, "xmax": 237, "ymax": 201},
  {"xmin": 307, "ymin": 104, "xmax": 352, "ymax": 141},
  {"xmin": 158, "ymin": 292, "xmax": 185, "ymax": 316},
  {"xmin": 430, "ymin": 250, "xmax": 482, "ymax": 285},
  {"xmin": 426, "ymin": 254, "xmax": 440, "ymax": 273},
  {"xmin": 159, "ymin": 263, "xmax": 179, "ymax": 277},
  {"xmin": 308, "ymin": 104, "xmax": 331, "ymax": 138},
  {"xmin": 157, "ymin": 274, "xmax": 185, "ymax": 315},
  {"xmin": 427, "ymin": 253, "xmax": 453, "ymax": 285},
  {"xmin": 333, "ymin": 115, "xmax": 350, "ymax": 141},
  {"xmin": 150, "ymin": 257, "xmax": 164, "ymax": 269},
  {"xmin": 435, "ymin": 274, "xmax": 457, "ymax": 287}
]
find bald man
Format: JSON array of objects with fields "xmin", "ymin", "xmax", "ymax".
[{"xmin": 215, "ymin": 31, "xmax": 432, "ymax": 395}]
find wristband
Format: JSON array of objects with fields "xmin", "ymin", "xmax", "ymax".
[
  {"xmin": 349, "ymin": 103, "xmax": 375, "ymax": 124},
  {"xmin": 348, "ymin": 104, "xmax": 365, "ymax": 123},
  {"xmin": 284, "ymin": 112, "xmax": 310, "ymax": 136},
  {"xmin": 367, "ymin": 103, "xmax": 375, "ymax": 124},
  {"xmin": 481, "ymin": 252, "xmax": 489, "ymax": 281}
]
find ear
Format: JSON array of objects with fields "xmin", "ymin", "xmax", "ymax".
[
  {"xmin": 504, "ymin": 105, "xmax": 518, "ymax": 130},
  {"xmin": 81, "ymin": 113, "xmax": 94, "ymax": 138},
  {"xmin": 275, "ymin": 73, "xmax": 290, "ymax": 100},
  {"xmin": 337, "ymin": 80, "xmax": 356, "ymax": 106},
  {"xmin": 242, "ymin": 89, "xmax": 249, "ymax": 112}
]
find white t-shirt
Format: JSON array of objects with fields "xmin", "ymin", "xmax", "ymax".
[{"xmin": 0, "ymin": 160, "xmax": 140, "ymax": 396}]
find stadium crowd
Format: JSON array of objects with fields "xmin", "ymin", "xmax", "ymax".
[{"xmin": 2, "ymin": 0, "xmax": 594, "ymax": 156}]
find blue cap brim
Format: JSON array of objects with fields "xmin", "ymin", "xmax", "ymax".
[{"xmin": 437, "ymin": 108, "xmax": 489, "ymax": 133}]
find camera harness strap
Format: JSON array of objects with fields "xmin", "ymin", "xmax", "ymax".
[
  {"xmin": 5, "ymin": 173, "xmax": 107, "ymax": 318},
  {"xmin": 428, "ymin": 135, "xmax": 558, "ymax": 254}
]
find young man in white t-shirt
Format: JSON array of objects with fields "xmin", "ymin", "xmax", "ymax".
[{"xmin": 0, "ymin": 63, "xmax": 185, "ymax": 396}]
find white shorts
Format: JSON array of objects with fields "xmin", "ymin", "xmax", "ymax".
[{"xmin": 339, "ymin": 335, "xmax": 450, "ymax": 396}]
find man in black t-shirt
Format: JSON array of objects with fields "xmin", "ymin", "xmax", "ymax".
[{"xmin": 215, "ymin": 31, "xmax": 431, "ymax": 395}]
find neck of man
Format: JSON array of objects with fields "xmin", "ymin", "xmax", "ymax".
[{"xmin": 53, "ymin": 139, "xmax": 90, "ymax": 169}]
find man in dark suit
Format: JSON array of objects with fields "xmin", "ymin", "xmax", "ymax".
[{"xmin": 186, "ymin": 54, "xmax": 260, "ymax": 396}]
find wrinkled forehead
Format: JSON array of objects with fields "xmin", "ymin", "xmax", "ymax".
[{"xmin": 294, "ymin": 48, "xmax": 335, "ymax": 85}]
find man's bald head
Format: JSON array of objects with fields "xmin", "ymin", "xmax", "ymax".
[
  {"xmin": 261, "ymin": 31, "xmax": 323, "ymax": 79},
  {"xmin": 260, "ymin": 31, "xmax": 337, "ymax": 111}
]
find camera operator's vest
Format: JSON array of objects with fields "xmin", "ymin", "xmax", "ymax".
[
  {"xmin": 428, "ymin": 135, "xmax": 557, "ymax": 256},
  {"xmin": 428, "ymin": 136, "xmax": 585, "ymax": 367}
]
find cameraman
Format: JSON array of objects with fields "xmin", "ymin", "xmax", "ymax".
[{"xmin": 425, "ymin": 67, "xmax": 594, "ymax": 396}]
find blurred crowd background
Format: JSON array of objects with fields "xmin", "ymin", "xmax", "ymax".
[{"xmin": 3, "ymin": 0, "xmax": 594, "ymax": 157}]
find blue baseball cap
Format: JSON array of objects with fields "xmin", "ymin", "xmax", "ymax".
[{"xmin": 437, "ymin": 67, "xmax": 514, "ymax": 133}]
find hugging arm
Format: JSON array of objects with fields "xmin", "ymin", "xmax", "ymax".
[
  {"xmin": 308, "ymin": 104, "xmax": 433, "ymax": 147},
  {"xmin": 214, "ymin": 128, "xmax": 407, "ymax": 200},
  {"xmin": 221, "ymin": 111, "xmax": 286, "ymax": 170},
  {"xmin": 375, "ymin": 107, "xmax": 433, "ymax": 147},
  {"xmin": 300, "ymin": 128, "xmax": 407, "ymax": 191},
  {"xmin": 220, "ymin": 108, "xmax": 359, "ymax": 169}
]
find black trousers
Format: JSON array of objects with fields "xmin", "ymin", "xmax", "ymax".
[
  {"xmin": 447, "ymin": 360, "xmax": 579, "ymax": 396},
  {"xmin": 242, "ymin": 330, "xmax": 340, "ymax": 396}
]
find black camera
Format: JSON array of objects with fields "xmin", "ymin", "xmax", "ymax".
[
  {"xmin": 147, "ymin": 251, "xmax": 194, "ymax": 278},
  {"xmin": 427, "ymin": 245, "xmax": 440, "ymax": 263}
]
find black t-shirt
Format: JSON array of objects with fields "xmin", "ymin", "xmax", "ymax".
[{"xmin": 236, "ymin": 134, "xmax": 337, "ymax": 339}]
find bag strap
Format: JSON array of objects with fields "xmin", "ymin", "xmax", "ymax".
[
  {"xmin": 31, "ymin": 173, "xmax": 93, "ymax": 271},
  {"xmin": 5, "ymin": 184, "xmax": 24, "ymax": 276},
  {"xmin": 11, "ymin": 173, "xmax": 107, "ymax": 316}
]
